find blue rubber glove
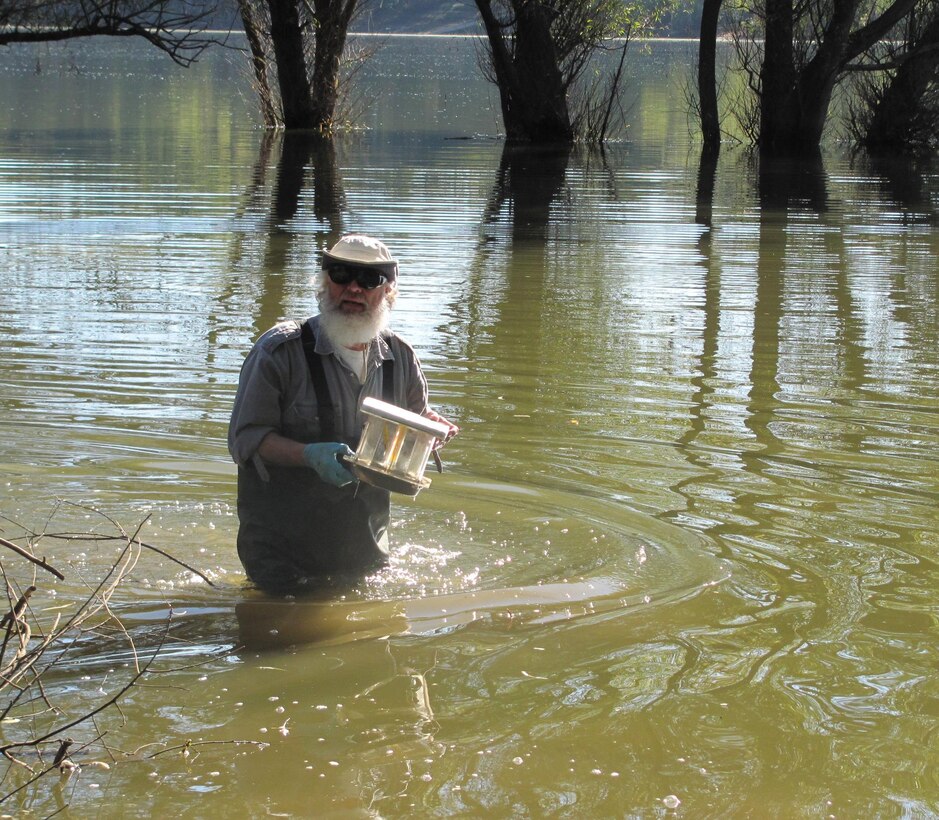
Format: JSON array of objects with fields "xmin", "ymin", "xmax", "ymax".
[{"xmin": 302, "ymin": 442, "xmax": 355, "ymax": 487}]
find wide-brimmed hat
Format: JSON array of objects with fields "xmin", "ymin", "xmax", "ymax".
[{"xmin": 322, "ymin": 234, "xmax": 398, "ymax": 281}]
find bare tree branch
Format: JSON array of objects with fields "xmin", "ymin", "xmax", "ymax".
[
  {"xmin": 0, "ymin": 536, "xmax": 65, "ymax": 581},
  {"xmin": 0, "ymin": 0, "xmax": 224, "ymax": 66},
  {"xmin": 0, "ymin": 504, "xmax": 239, "ymax": 806}
]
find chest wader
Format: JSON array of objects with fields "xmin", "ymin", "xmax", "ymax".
[{"xmin": 236, "ymin": 321, "xmax": 395, "ymax": 592}]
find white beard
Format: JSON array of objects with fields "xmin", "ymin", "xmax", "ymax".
[{"xmin": 317, "ymin": 289, "xmax": 391, "ymax": 348}]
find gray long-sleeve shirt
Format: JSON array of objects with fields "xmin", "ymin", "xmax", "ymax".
[{"xmin": 228, "ymin": 314, "xmax": 429, "ymax": 471}]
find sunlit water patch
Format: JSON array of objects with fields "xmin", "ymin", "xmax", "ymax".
[{"xmin": 22, "ymin": 471, "xmax": 728, "ymax": 661}]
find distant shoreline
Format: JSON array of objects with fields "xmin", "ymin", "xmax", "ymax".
[{"xmin": 210, "ymin": 30, "xmax": 701, "ymax": 43}]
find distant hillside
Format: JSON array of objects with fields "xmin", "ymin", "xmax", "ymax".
[
  {"xmin": 210, "ymin": 0, "xmax": 697, "ymax": 39},
  {"xmin": 352, "ymin": 1, "xmax": 701, "ymax": 37},
  {"xmin": 213, "ymin": 0, "xmax": 700, "ymax": 37},
  {"xmin": 354, "ymin": 0, "xmax": 479, "ymax": 34}
]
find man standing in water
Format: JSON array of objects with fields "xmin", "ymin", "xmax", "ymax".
[{"xmin": 228, "ymin": 234, "xmax": 458, "ymax": 593}]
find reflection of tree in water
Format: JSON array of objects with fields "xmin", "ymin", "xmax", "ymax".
[
  {"xmin": 464, "ymin": 143, "xmax": 572, "ymax": 367},
  {"xmin": 697, "ymin": 151, "xmax": 834, "ymax": 234},
  {"xmin": 444, "ymin": 143, "xmax": 573, "ymax": 463},
  {"xmin": 670, "ymin": 154, "xmax": 868, "ymax": 541},
  {"xmin": 481, "ymin": 143, "xmax": 572, "ymax": 242},
  {"xmin": 221, "ymin": 133, "xmax": 349, "ymax": 337},
  {"xmin": 694, "ymin": 148, "xmax": 719, "ymax": 231},
  {"xmin": 749, "ymin": 157, "xmax": 828, "ymax": 462},
  {"xmin": 478, "ymin": 142, "xmax": 572, "ymax": 347},
  {"xmin": 273, "ymin": 132, "xmax": 346, "ymax": 230},
  {"xmin": 757, "ymin": 155, "xmax": 829, "ymax": 213},
  {"xmin": 862, "ymin": 154, "xmax": 938, "ymax": 226}
]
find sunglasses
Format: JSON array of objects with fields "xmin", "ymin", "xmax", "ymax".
[{"xmin": 325, "ymin": 263, "xmax": 388, "ymax": 290}]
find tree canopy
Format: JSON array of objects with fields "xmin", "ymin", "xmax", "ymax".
[{"xmin": 0, "ymin": 0, "xmax": 223, "ymax": 65}]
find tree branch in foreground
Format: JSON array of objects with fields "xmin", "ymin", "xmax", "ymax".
[{"xmin": 0, "ymin": 504, "xmax": 241, "ymax": 809}]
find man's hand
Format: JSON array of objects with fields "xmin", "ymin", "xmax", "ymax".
[
  {"xmin": 424, "ymin": 409, "xmax": 459, "ymax": 445},
  {"xmin": 302, "ymin": 442, "xmax": 355, "ymax": 487}
]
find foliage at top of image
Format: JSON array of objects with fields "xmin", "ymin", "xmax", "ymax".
[
  {"xmin": 350, "ymin": 0, "xmax": 702, "ymax": 36},
  {"xmin": 0, "ymin": 0, "xmax": 223, "ymax": 65}
]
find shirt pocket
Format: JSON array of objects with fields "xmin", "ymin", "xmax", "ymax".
[{"xmin": 282, "ymin": 400, "xmax": 322, "ymax": 442}]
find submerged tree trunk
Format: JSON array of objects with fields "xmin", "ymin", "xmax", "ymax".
[
  {"xmin": 862, "ymin": 13, "xmax": 939, "ymax": 152},
  {"xmin": 511, "ymin": 2, "xmax": 573, "ymax": 142},
  {"xmin": 698, "ymin": 0, "xmax": 723, "ymax": 156},
  {"xmin": 756, "ymin": 0, "xmax": 919, "ymax": 156},
  {"xmin": 267, "ymin": 0, "xmax": 315, "ymax": 128},
  {"xmin": 759, "ymin": 74, "xmax": 838, "ymax": 157},
  {"xmin": 309, "ymin": 0, "xmax": 357, "ymax": 135},
  {"xmin": 758, "ymin": 0, "xmax": 805, "ymax": 155},
  {"xmin": 239, "ymin": 0, "xmax": 278, "ymax": 127},
  {"xmin": 251, "ymin": 0, "xmax": 359, "ymax": 132},
  {"xmin": 475, "ymin": 0, "xmax": 574, "ymax": 143}
]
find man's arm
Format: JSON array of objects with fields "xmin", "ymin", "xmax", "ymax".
[
  {"xmin": 257, "ymin": 431, "xmax": 353, "ymax": 487},
  {"xmin": 256, "ymin": 431, "xmax": 307, "ymax": 467},
  {"xmin": 229, "ymin": 333, "xmax": 291, "ymax": 468}
]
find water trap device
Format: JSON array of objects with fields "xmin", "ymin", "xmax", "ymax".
[{"xmin": 345, "ymin": 397, "xmax": 450, "ymax": 496}]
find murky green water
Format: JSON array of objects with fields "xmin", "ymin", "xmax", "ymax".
[{"xmin": 1, "ymin": 36, "xmax": 938, "ymax": 817}]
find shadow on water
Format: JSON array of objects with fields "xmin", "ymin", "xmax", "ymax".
[
  {"xmin": 45, "ymin": 475, "xmax": 727, "ymax": 666},
  {"xmin": 79, "ymin": 559, "xmax": 724, "ymax": 662},
  {"xmin": 226, "ymin": 474, "xmax": 729, "ymax": 649},
  {"xmin": 860, "ymin": 152, "xmax": 939, "ymax": 225},
  {"xmin": 234, "ymin": 575, "xmax": 682, "ymax": 650}
]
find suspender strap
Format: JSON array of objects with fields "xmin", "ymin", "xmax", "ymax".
[
  {"xmin": 300, "ymin": 320, "xmax": 336, "ymax": 443},
  {"xmin": 381, "ymin": 354, "xmax": 394, "ymax": 403},
  {"xmin": 300, "ymin": 323, "xmax": 396, "ymax": 443}
]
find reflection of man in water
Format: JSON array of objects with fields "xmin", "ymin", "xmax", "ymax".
[{"xmin": 228, "ymin": 234, "xmax": 458, "ymax": 593}]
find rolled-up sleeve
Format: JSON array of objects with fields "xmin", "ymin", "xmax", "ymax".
[{"xmin": 228, "ymin": 341, "xmax": 288, "ymax": 467}]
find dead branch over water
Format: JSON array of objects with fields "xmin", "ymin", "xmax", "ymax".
[{"xmin": 0, "ymin": 502, "xmax": 247, "ymax": 808}]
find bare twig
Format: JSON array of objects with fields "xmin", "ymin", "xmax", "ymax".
[
  {"xmin": 0, "ymin": 536, "xmax": 65, "ymax": 581},
  {"xmin": 147, "ymin": 739, "xmax": 270, "ymax": 759},
  {"xmin": 29, "ymin": 531, "xmax": 215, "ymax": 587},
  {"xmin": 0, "ymin": 504, "xmax": 232, "ymax": 807},
  {"xmin": 0, "ymin": 615, "xmax": 171, "ymax": 804}
]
